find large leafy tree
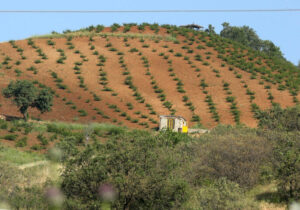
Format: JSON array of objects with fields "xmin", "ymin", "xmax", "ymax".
[
  {"xmin": 220, "ymin": 22, "xmax": 261, "ymax": 50},
  {"xmin": 220, "ymin": 22, "xmax": 283, "ymax": 58},
  {"xmin": 61, "ymin": 131, "xmax": 190, "ymax": 209},
  {"xmin": 2, "ymin": 80, "xmax": 53, "ymax": 121},
  {"xmin": 274, "ymin": 133, "xmax": 300, "ymax": 201},
  {"xmin": 205, "ymin": 24, "xmax": 216, "ymax": 35}
]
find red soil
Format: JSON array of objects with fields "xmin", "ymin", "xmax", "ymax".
[{"xmin": 0, "ymin": 26, "xmax": 296, "ymax": 129}]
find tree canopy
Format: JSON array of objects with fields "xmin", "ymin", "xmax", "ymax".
[
  {"xmin": 61, "ymin": 130, "xmax": 191, "ymax": 209},
  {"xmin": 220, "ymin": 22, "xmax": 283, "ymax": 58},
  {"xmin": 2, "ymin": 80, "xmax": 53, "ymax": 121}
]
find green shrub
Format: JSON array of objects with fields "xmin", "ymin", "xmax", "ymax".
[
  {"xmin": 78, "ymin": 109, "xmax": 88, "ymax": 117},
  {"xmin": 191, "ymin": 115, "xmax": 201, "ymax": 122},
  {"xmin": 0, "ymin": 120, "xmax": 8, "ymax": 129},
  {"xmin": 46, "ymin": 123, "xmax": 72, "ymax": 136},
  {"xmin": 1, "ymin": 134, "xmax": 18, "ymax": 141},
  {"xmin": 163, "ymin": 101, "xmax": 172, "ymax": 109},
  {"xmin": 186, "ymin": 178, "xmax": 258, "ymax": 209},
  {"xmin": 226, "ymin": 96, "xmax": 235, "ymax": 103},
  {"xmin": 61, "ymin": 131, "xmax": 190, "ymax": 209},
  {"xmin": 34, "ymin": 59, "xmax": 42, "ymax": 64},
  {"xmin": 129, "ymin": 48, "xmax": 138, "ymax": 53},
  {"xmin": 175, "ymin": 52, "xmax": 182, "ymax": 57},
  {"xmin": 256, "ymin": 104, "xmax": 300, "ymax": 131},
  {"xmin": 93, "ymin": 94, "xmax": 101, "ymax": 101},
  {"xmin": 272, "ymin": 132, "xmax": 300, "ymax": 201},
  {"xmin": 37, "ymin": 133, "xmax": 48, "ymax": 145},
  {"xmin": 47, "ymin": 40, "xmax": 55, "ymax": 46},
  {"xmin": 193, "ymin": 126, "xmax": 271, "ymax": 188},
  {"xmin": 30, "ymin": 144, "xmax": 43, "ymax": 150},
  {"xmin": 109, "ymin": 48, "xmax": 117, "ymax": 52},
  {"xmin": 15, "ymin": 137, "xmax": 27, "ymax": 147},
  {"xmin": 54, "ymin": 136, "xmax": 79, "ymax": 163},
  {"xmin": 110, "ymin": 23, "xmax": 120, "ymax": 32}
]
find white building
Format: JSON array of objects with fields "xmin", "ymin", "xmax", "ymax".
[{"xmin": 159, "ymin": 115, "xmax": 187, "ymax": 132}]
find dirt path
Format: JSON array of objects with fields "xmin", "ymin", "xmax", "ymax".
[{"xmin": 18, "ymin": 160, "xmax": 49, "ymax": 169}]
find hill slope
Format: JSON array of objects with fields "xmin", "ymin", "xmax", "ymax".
[{"xmin": 0, "ymin": 24, "xmax": 299, "ymax": 129}]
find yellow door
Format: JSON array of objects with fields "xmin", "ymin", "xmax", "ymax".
[
  {"xmin": 182, "ymin": 126, "xmax": 188, "ymax": 133},
  {"xmin": 167, "ymin": 118, "xmax": 175, "ymax": 130}
]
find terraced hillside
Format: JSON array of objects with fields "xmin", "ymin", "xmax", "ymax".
[{"xmin": 0, "ymin": 24, "xmax": 299, "ymax": 129}]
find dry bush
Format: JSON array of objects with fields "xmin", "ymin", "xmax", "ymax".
[
  {"xmin": 190, "ymin": 126, "xmax": 272, "ymax": 189},
  {"xmin": 184, "ymin": 178, "xmax": 258, "ymax": 210}
]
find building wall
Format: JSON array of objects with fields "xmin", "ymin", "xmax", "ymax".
[
  {"xmin": 159, "ymin": 117, "xmax": 170, "ymax": 130},
  {"xmin": 159, "ymin": 117, "xmax": 187, "ymax": 132},
  {"xmin": 174, "ymin": 118, "xmax": 187, "ymax": 132}
]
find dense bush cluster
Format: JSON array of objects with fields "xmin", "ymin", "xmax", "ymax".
[
  {"xmin": 255, "ymin": 104, "xmax": 300, "ymax": 131},
  {"xmin": 60, "ymin": 128, "xmax": 263, "ymax": 209},
  {"xmin": 58, "ymin": 104, "xmax": 299, "ymax": 208}
]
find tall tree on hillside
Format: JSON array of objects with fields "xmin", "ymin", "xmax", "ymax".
[
  {"xmin": 220, "ymin": 22, "xmax": 283, "ymax": 58},
  {"xmin": 2, "ymin": 80, "xmax": 53, "ymax": 121},
  {"xmin": 205, "ymin": 24, "xmax": 216, "ymax": 35},
  {"xmin": 220, "ymin": 22, "xmax": 261, "ymax": 50},
  {"xmin": 260, "ymin": 40, "xmax": 283, "ymax": 58}
]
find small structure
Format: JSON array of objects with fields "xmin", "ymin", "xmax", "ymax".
[
  {"xmin": 180, "ymin": 24, "xmax": 203, "ymax": 31},
  {"xmin": 159, "ymin": 115, "xmax": 188, "ymax": 133}
]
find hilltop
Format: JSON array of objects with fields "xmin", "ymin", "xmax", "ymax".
[{"xmin": 0, "ymin": 23, "xmax": 299, "ymax": 129}]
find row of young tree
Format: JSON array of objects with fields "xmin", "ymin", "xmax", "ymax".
[{"xmin": 80, "ymin": 22, "xmax": 297, "ymax": 68}]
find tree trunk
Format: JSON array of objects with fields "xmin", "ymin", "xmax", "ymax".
[{"xmin": 20, "ymin": 106, "xmax": 29, "ymax": 121}]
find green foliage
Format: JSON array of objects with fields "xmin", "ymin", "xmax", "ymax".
[
  {"xmin": 34, "ymin": 88, "xmax": 53, "ymax": 114},
  {"xmin": 0, "ymin": 143, "xmax": 45, "ymax": 165},
  {"xmin": 255, "ymin": 105, "xmax": 300, "ymax": 202},
  {"xmin": 186, "ymin": 178, "xmax": 258, "ymax": 209},
  {"xmin": 0, "ymin": 120, "xmax": 8, "ymax": 129},
  {"xmin": 1, "ymin": 134, "xmax": 18, "ymax": 141},
  {"xmin": 2, "ymin": 80, "xmax": 53, "ymax": 121},
  {"xmin": 205, "ymin": 24, "xmax": 216, "ymax": 35},
  {"xmin": 16, "ymin": 137, "xmax": 27, "ymax": 147},
  {"xmin": 37, "ymin": 133, "xmax": 48, "ymax": 145},
  {"xmin": 47, "ymin": 40, "xmax": 55, "ymax": 46},
  {"xmin": 220, "ymin": 22, "xmax": 282, "ymax": 58},
  {"xmin": 163, "ymin": 101, "xmax": 172, "ymax": 109},
  {"xmin": 273, "ymin": 132, "xmax": 300, "ymax": 201},
  {"xmin": 54, "ymin": 136, "xmax": 79, "ymax": 163},
  {"xmin": 61, "ymin": 131, "xmax": 190, "ymax": 209},
  {"xmin": 193, "ymin": 125, "xmax": 271, "ymax": 189},
  {"xmin": 0, "ymin": 149, "xmax": 49, "ymax": 209},
  {"xmin": 256, "ymin": 104, "xmax": 300, "ymax": 131},
  {"xmin": 78, "ymin": 109, "xmax": 87, "ymax": 117},
  {"xmin": 191, "ymin": 115, "xmax": 201, "ymax": 122},
  {"xmin": 110, "ymin": 23, "xmax": 120, "ymax": 32}
]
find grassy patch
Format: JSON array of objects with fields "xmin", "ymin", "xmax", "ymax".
[{"xmin": 0, "ymin": 143, "xmax": 45, "ymax": 165}]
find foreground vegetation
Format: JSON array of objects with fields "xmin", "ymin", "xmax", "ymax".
[{"xmin": 0, "ymin": 104, "xmax": 299, "ymax": 209}]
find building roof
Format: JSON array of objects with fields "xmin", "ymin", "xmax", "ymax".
[
  {"xmin": 180, "ymin": 24, "xmax": 203, "ymax": 30},
  {"xmin": 159, "ymin": 115, "xmax": 186, "ymax": 121}
]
